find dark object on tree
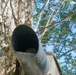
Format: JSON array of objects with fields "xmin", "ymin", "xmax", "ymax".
[
  {"xmin": 12, "ymin": 25, "xmax": 38, "ymax": 53},
  {"xmin": 12, "ymin": 24, "xmax": 50, "ymax": 75}
]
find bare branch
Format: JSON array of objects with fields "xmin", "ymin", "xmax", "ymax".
[
  {"xmin": 40, "ymin": 2, "xmax": 62, "ymax": 40},
  {"xmin": 38, "ymin": 13, "xmax": 76, "ymax": 39},
  {"xmin": 43, "ymin": 13, "xmax": 76, "ymax": 29},
  {"xmin": 57, "ymin": 48, "xmax": 76, "ymax": 59},
  {"xmin": 34, "ymin": 0, "xmax": 50, "ymax": 17},
  {"xmin": 35, "ymin": 0, "xmax": 49, "ymax": 31}
]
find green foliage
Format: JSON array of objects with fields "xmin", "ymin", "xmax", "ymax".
[
  {"xmin": 71, "ymin": 14, "xmax": 76, "ymax": 22},
  {"xmin": 34, "ymin": 0, "xmax": 76, "ymax": 74},
  {"xmin": 61, "ymin": 56, "xmax": 76, "ymax": 75}
]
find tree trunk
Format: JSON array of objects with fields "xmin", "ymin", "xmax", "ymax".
[{"xmin": 14, "ymin": 0, "xmax": 34, "ymax": 75}]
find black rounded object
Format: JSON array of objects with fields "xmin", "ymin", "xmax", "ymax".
[{"xmin": 12, "ymin": 24, "xmax": 39, "ymax": 53}]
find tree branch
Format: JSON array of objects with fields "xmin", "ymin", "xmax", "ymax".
[
  {"xmin": 42, "ymin": 13, "xmax": 76, "ymax": 29},
  {"xmin": 57, "ymin": 48, "xmax": 76, "ymax": 59},
  {"xmin": 40, "ymin": 2, "xmax": 62, "ymax": 40},
  {"xmin": 35, "ymin": 0, "xmax": 49, "ymax": 31},
  {"xmin": 34, "ymin": 0, "xmax": 49, "ymax": 17}
]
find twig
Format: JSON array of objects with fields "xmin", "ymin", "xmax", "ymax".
[
  {"xmin": 35, "ymin": 0, "xmax": 49, "ymax": 31},
  {"xmin": 40, "ymin": 2, "xmax": 63, "ymax": 40},
  {"xmin": 34, "ymin": 0, "xmax": 49, "ymax": 17},
  {"xmin": 49, "ymin": 4, "xmax": 62, "ymax": 24},
  {"xmin": 43, "ymin": 13, "xmax": 76, "ymax": 29},
  {"xmin": 42, "ymin": 42, "xmax": 60, "ymax": 46},
  {"xmin": 34, "ymin": 1, "xmax": 60, "ymax": 17},
  {"xmin": 57, "ymin": 48, "xmax": 76, "ymax": 59}
]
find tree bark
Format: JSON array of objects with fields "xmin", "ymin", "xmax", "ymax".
[{"xmin": 14, "ymin": 0, "xmax": 34, "ymax": 75}]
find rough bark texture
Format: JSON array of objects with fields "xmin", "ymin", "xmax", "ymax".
[
  {"xmin": 0, "ymin": 0, "xmax": 34, "ymax": 75},
  {"xmin": 14, "ymin": 0, "xmax": 34, "ymax": 75},
  {"xmin": 24, "ymin": 0, "xmax": 34, "ymax": 27}
]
